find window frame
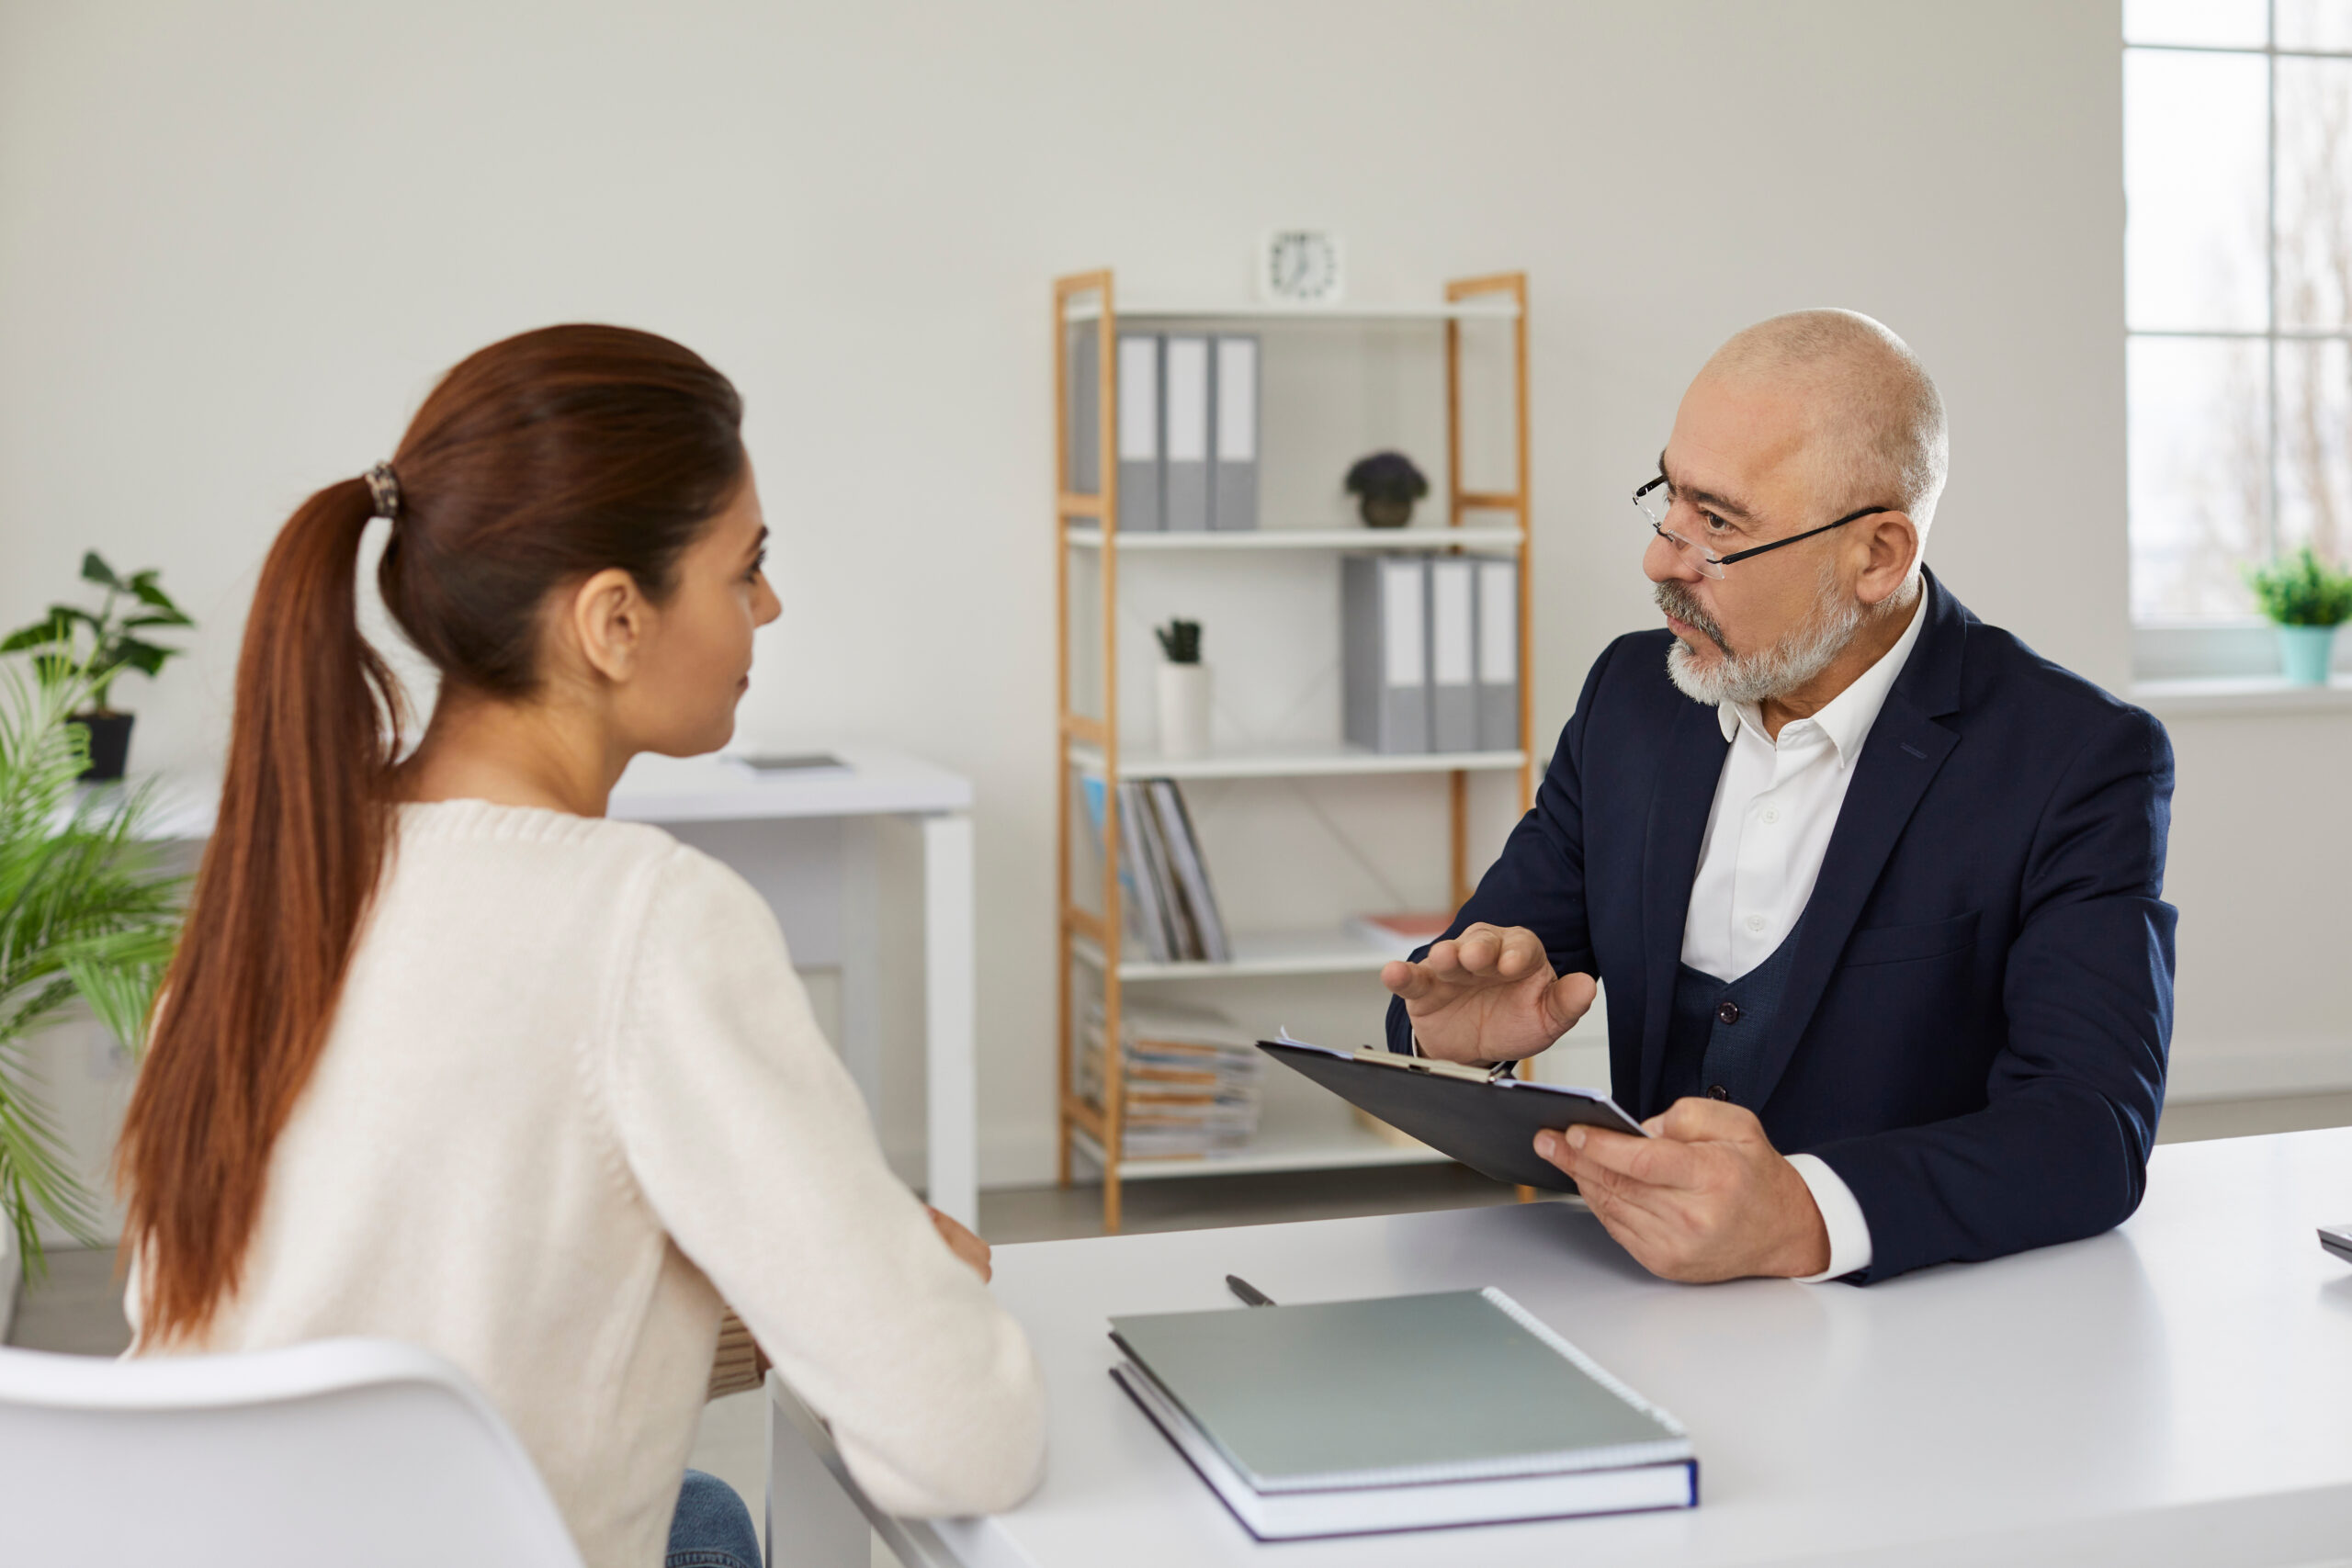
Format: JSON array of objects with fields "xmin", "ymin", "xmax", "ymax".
[{"xmin": 2127, "ymin": 15, "xmax": 2352, "ymax": 678}]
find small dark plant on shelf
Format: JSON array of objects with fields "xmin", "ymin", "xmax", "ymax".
[
  {"xmin": 2243, "ymin": 546, "xmax": 2352, "ymax": 626},
  {"xmin": 1, "ymin": 553, "xmax": 194, "ymax": 782},
  {"xmin": 1155, "ymin": 618, "xmax": 1202, "ymax": 664},
  {"xmin": 1345, "ymin": 450, "xmax": 1430, "ymax": 529}
]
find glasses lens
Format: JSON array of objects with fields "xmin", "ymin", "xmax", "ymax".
[{"xmin": 1634, "ymin": 478, "xmax": 1726, "ymax": 579}]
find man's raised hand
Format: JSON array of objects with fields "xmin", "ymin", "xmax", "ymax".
[{"xmin": 1379, "ymin": 922, "xmax": 1596, "ymax": 1064}]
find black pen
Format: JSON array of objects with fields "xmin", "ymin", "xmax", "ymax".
[{"xmin": 1226, "ymin": 1273, "xmax": 1275, "ymax": 1307}]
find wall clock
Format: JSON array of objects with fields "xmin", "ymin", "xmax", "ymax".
[{"xmin": 1260, "ymin": 229, "xmax": 1345, "ymax": 305}]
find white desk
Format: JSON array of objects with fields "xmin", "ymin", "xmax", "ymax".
[
  {"xmin": 770, "ymin": 1127, "xmax": 2352, "ymax": 1567},
  {"xmin": 124, "ymin": 746, "xmax": 980, "ymax": 1225}
]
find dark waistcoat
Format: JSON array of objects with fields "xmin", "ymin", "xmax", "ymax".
[{"xmin": 1658, "ymin": 920, "xmax": 1805, "ymax": 1111}]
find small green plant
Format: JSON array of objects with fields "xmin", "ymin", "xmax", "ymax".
[
  {"xmin": 0, "ymin": 660, "xmax": 183, "ymax": 1277},
  {"xmin": 2244, "ymin": 546, "xmax": 2352, "ymax": 627},
  {"xmin": 2, "ymin": 552, "xmax": 194, "ymax": 715},
  {"xmin": 1155, "ymin": 618, "xmax": 1202, "ymax": 664}
]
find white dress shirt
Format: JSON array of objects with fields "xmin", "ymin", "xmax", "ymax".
[{"xmin": 1682, "ymin": 593, "xmax": 1928, "ymax": 1281}]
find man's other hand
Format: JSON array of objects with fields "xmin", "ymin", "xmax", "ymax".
[
  {"xmin": 1532, "ymin": 1099, "xmax": 1832, "ymax": 1281},
  {"xmin": 1380, "ymin": 923, "xmax": 1597, "ymax": 1064}
]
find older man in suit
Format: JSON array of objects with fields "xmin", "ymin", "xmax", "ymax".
[{"xmin": 1384, "ymin": 310, "xmax": 2176, "ymax": 1285}]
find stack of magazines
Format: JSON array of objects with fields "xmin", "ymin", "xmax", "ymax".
[
  {"xmin": 1080, "ymin": 1000, "xmax": 1262, "ymax": 1159},
  {"xmin": 1081, "ymin": 776, "xmax": 1230, "ymax": 964}
]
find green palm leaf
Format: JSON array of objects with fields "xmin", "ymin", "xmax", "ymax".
[{"xmin": 0, "ymin": 661, "xmax": 187, "ymax": 1279}]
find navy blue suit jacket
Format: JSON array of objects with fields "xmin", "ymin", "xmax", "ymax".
[{"xmin": 1385, "ymin": 570, "xmax": 2177, "ymax": 1282}]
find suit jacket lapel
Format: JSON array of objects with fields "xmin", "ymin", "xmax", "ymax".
[
  {"xmin": 1745, "ymin": 572, "xmax": 1969, "ymax": 1112},
  {"xmin": 1638, "ymin": 698, "xmax": 1731, "ymax": 1112}
]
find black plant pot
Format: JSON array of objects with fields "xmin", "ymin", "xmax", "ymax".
[
  {"xmin": 72, "ymin": 711, "xmax": 134, "ymax": 782},
  {"xmin": 1358, "ymin": 493, "xmax": 1418, "ymax": 529}
]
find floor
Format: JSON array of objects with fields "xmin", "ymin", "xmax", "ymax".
[{"xmin": 12, "ymin": 1089, "xmax": 2350, "ymax": 1563}]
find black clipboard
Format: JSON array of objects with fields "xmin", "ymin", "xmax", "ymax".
[{"xmin": 1258, "ymin": 1037, "xmax": 1647, "ymax": 1191}]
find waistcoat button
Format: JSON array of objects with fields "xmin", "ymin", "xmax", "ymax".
[
  {"xmin": 1708, "ymin": 1084, "xmax": 1731, "ymax": 1100},
  {"xmin": 1716, "ymin": 1000, "xmax": 1742, "ymax": 1025}
]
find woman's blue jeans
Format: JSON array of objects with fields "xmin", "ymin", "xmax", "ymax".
[{"xmin": 668, "ymin": 1469, "xmax": 762, "ymax": 1568}]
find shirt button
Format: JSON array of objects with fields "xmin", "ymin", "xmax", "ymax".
[
  {"xmin": 1759, "ymin": 807, "xmax": 1779, "ymax": 824},
  {"xmin": 1708, "ymin": 1084, "xmax": 1731, "ymax": 1100},
  {"xmin": 1716, "ymin": 1000, "xmax": 1742, "ymax": 1025},
  {"xmin": 1745, "ymin": 914, "xmax": 1767, "ymax": 933}
]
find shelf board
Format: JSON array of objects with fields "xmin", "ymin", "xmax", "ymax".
[
  {"xmin": 1064, "ymin": 525, "xmax": 1523, "ymax": 552},
  {"xmin": 1067, "ymin": 1117, "xmax": 1452, "ymax": 1182},
  {"xmin": 1073, "ymin": 925, "xmax": 1413, "ymax": 981},
  {"xmin": 1068, "ymin": 739, "xmax": 1527, "ymax": 781},
  {"xmin": 1060, "ymin": 299, "xmax": 1519, "ymax": 324}
]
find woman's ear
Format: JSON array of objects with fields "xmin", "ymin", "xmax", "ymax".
[{"xmin": 567, "ymin": 567, "xmax": 650, "ymax": 684}]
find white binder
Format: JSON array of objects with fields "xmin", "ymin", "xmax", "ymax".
[
  {"xmin": 1476, "ymin": 556, "xmax": 1521, "ymax": 750},
  {"xmin": 1116, "ymin": 333, "xmax": 1162, "ymax": 532},
  {"xmin": 1342, "ymin": 555, "xmax": 1430, "ymax": 754},
  {"xmin": 1429, "ymin": 557, "xmax": 1477, "ymax": 753},
  {"xmin": 1162, "ymin": 334, "xmax": 1212, "ymax": 532},
  {"xmin": 1210, "ymin": 335, "xmax": 1258, "ymax": 531}
]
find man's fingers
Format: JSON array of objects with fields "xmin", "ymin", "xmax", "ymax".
[
  {"xmin": 1380, "ymin": 958, "xmax": 1437, "ymax": 999},
  {"xmin": 1450, "ymin": 924, "xmax": 1546, "ymax": 980},
  {"xmin": 1540, "ymin": 970, "xmax": 1598, "ymax": 1036},
  {"xmin": 1656, "ymin": 1096, "xmax": 1767, "ymax": 1144},
  {"xmin": 1451, "ymin": 926, "xmax": 1501, "ymax": 974},
  {"xmin": 1557, "ymin": 1123, "xmax": 1699, "ymax": 1189}
]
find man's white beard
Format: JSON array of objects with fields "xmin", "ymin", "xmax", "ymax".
[{"xmin": 1660, "ymin": 567, "xmax": 1869, "ymax": 708}]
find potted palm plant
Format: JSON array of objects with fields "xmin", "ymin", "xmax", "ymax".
[
  {"xmin": 0, "ymin": 660, "xmax": 183, "ymax": 1315},
  {"xmin": 1, "ymin": 552, "xmax": 194, "ymax": 781},
  {"xmin": 2244, "ymin": 546, "xmax": 2352, "ymax": 685}
]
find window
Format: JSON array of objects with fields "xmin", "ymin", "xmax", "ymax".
[{"xmin": 2127, "ymin": 1, "xmax": 2352, "ymax": 627}]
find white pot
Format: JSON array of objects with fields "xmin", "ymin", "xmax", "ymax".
[{"xmin": 1157, "ymin": 662, "xmax": 1212, "ymax": 759}]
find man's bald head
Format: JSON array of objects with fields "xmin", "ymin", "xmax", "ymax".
[{"xmin": 1704, "ymin": 310, "xmax": 1948, "ymax": 535}]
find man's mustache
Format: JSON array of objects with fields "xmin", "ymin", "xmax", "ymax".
[{"xmin": 1655, "ymin": 581, "xmax": 1731, "ymax": 654}]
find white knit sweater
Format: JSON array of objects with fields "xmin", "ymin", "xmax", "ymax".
[{"xmin": 130, "ymin": 801, "xmax": 1046, "ymax": 1568}]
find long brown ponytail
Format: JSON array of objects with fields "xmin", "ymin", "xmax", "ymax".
[{"xmin": 119, "ymin": 324, "xmax": 746, "ymax": 1341}]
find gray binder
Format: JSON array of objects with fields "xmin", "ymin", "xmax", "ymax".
[
  {"xmin": 1068, "ymin": 321, "xmax": 1101, "ymax": 499},
  {"xmin": 1116, "ymin": 333, "xmax": 1162, "ymax": 532},
  {"xmin": 1162, "ymin": 334, "xmax": 1212, "ymax": 531},
  {"xmin": 1342, "ymin": 555, "xmax": 1430, "ymax": 754},
  {"xmin": 1108, "ymin": 1286, "xmax": 1693, "ymax": 1538},
  {"xmin": 1429, "ymin": 556, "xmax": 1477, "ymax": 753},
  {"xmin": 1476, "ymin": 555, "xmax": 1521, "ymax": 750},
  {"xmin": 1209, "ymin": 335, "xmax": 1259, "ymax": 531}
]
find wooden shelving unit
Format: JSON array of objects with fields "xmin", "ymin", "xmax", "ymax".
[{"xmin": 1053, "ymin": 269, "xmax": 1534, "ymax": 1230}]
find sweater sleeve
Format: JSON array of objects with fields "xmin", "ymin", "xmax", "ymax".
[{"xmin": 605, "ymin": 846, "xmax": 1046, "ymax": 1517}]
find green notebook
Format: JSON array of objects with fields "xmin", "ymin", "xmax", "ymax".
[{"xmin": 1109, "ymin": 1287, "xmax": 1690, "ymax": 1495}]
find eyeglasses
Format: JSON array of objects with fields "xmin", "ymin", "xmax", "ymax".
[{"xmin": 1633, "ymin": 475, "xmax": 1893, "ymax": 581}]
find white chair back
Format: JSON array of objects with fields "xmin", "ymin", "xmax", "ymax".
[{"xmin": 0, "ymin": 1336, "xmax": 584, "ymax": 1567}]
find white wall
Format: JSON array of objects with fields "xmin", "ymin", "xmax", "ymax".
[{"xmin": 4, "ymin": 0, "xmax": 2337, "ymax": 1192}]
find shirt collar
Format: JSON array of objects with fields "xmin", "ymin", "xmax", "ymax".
[{"xmin": 1714, "ymin": 588, "xmax": 1929, "ymax": 768}]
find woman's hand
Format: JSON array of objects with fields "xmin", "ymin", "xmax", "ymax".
[{"xmin": 928, "ymin": 1206, "xmax": 993, "ymax": 1282}]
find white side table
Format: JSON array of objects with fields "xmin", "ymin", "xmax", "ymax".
[
  {"xmin": 125, "ymin": 746, "xmax": 980, "ymax": 1225},
  {"xmin": 611, "ymin": 750, "xmax": 978, "ymax": 1225}
]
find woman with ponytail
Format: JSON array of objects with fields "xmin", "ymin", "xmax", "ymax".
[{"xmin": 115, "ymin": 325, "xmax": 1045, "ymax": 1568}]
